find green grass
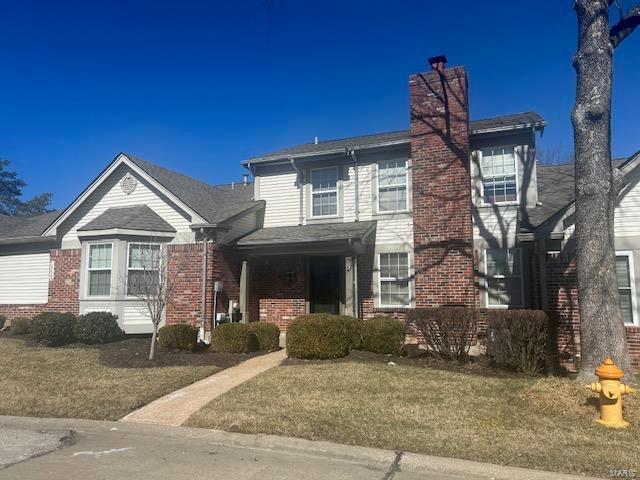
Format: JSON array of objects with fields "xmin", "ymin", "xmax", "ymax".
[
  {"xmin": 0, "ymin": 337, "xmax": 220, "ymax": 420},
  {"xmin": 186, "ymin": 361, "xmax": 640, "ymax": 478}
]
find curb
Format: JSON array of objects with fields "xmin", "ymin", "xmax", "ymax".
[{"xmin": 0, "ymin": 416, "xmax": 599, "ymax": 480}]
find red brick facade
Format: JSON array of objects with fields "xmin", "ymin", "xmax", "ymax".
[
  {"xmin": 409, "ymin": 63, "xmax": 476, "ymax": 308},
  {"xmin": 165, "ymin": 242, "xmax": 241, "ymax": 330},
  {"xmin": 0, "ymin": 248, "xmax": 81, "ymax": 320},
  {"xmin": 248, "ymin": 256, "xmax": 307, "ymax": 331}
]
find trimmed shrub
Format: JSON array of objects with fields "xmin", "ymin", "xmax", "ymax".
[
  {"xmin": 408, "ymin": 307, "xmax": 478, "ymax": 363},
  {"xmin": 158, "ymin": 324, "xmax": 199, "ymax": 351},
  {"xmin": 361, "ymin": 316, "xmax": 405, "ymax": 355},
  {"xmin": 486, "ymin": 310, "xmax": 550, "ymax": 374},
  {"xmin": 0, "ymin": 315, "xmax": 5, "ymax": 330},
  {"xmin": 212, "ymin": 323, "xmax": 259, "ymax": 353},
  {"xmin": 30, "ymin": 312, "xmax": 77, "ymax": 347},
  {"xmin": 247, "ymin": 322, "xmax": 280, "ymax": 351},
  {"xmin": 74, "ymin": 312, "xmax": 124, "ymax": 344},
  {"xmin": 286, "ymin": 313, "xmax": 359, "ymax": 360},
  {"xmin": 10, "ymin": 317, "xmax": 31, "ymax": 335}
]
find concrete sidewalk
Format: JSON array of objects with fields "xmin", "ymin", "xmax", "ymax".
[
  {"xmin": 0, "ymin": 416, "xmax": 599, "ymax": 480},
  {"xmin": 121, "ymin": 349, "xmax": 286, "ymax": 426}
]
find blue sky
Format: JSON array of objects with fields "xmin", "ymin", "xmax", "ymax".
[{"xmin": 1, "ymin": 0, "xmax": 639, "ymax": 209}]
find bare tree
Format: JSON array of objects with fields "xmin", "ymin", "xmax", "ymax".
[
  {"xmin": 120, "ymin": 243, "xmax": 182, "ymax": 360},
  {"xmin": 537, "ymin": 145, "xmax": 574, "ymax": 166},
  {"xmin": 572, "ymin": 0, "xmax": 640, "ymax": 381}
]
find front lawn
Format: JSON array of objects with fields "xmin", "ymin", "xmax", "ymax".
[
  {"xmin": 186, "ymin": 356, "xmax": 640, "ymax": 478},
  {"xmin": 0, "ymin": 337, "xmax": 224, "ymax": 420}
]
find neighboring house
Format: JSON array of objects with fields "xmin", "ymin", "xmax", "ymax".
[{"xmin": 0, "ymin": 55, "xmax": 638, "ymax": 369}]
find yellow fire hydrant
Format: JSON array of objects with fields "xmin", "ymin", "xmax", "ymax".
[{"xmin": 586, "ymin": 357, "xmax": 635, "ymax": 428}]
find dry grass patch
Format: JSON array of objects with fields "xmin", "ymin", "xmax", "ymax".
[
  {"xmin": 186, "ymin": 361, "xmax": 640, "ymax": 478},
  {"xmin": 0, "ymin": 337, "xmax": 220, "ymax": 420}
]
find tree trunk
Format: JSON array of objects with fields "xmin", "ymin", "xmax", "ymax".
[
  {"xmin": 572, "ymin": 0, "xmax": 635, "ymax": 382},
  {"xmin": 149, "ymin": 323, "xmax": 158, "ymax": 360}
]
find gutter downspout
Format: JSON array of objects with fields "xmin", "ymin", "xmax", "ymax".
[
  {"xmin": 290, "ymin": 157, "xmax": 304, "ymax": 226},
  {"xmin": 349, "ymin": 149, "xmax": 360, "ymax": 222},
  {"xmin": 199, "ymin": 227, "xmax": 209, "ymax": 344}
]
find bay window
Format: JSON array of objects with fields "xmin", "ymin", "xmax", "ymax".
[
  {"xmin": 378, "ymin": 159, "xmax": 408, "ymax": 212},
  {"xmin": 87, "ymin": 243, "xmax": 112, "ymax": 296},
  {"xmin": 127, "ymin": 243, "xmax": 161, "ymax": 296},
  {"xmin": 481, "ymin": 147, "xmax": 517, "ymax": 203},
  {"xmin": 485, "ymin": 248, "xmax": 523, "ymax": 307},
  {"xmin": 379, "ymin": 252, "xmax": 410, "ymax": 307},
  {"xmin": 311, "ymin": 167, "xmax": 338, "ymax": 217}
]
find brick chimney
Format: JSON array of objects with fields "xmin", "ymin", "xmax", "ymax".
[{"xmin": 410, "ymin": 55, "xmax": 476, "ymax": 308}]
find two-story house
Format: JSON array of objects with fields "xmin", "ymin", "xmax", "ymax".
[{"xmin": 1, "ymin": 55, "xmax": 639, "ymax": 370}]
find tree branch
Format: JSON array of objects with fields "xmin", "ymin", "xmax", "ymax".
[{"xmin": 610, "ymin": 3, "xmax": 640, "ymax": 48}]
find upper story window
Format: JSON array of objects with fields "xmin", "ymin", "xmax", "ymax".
[
  {"xmin": 311, "ymin": 167, "xmax": 338, "ymax": 217},
  {"xmin": 616, "ymin": 252, "xmax": 637, "ymax": 325},
  {"xmin": 127, "ymin": 243, "xmax": 162, "ymax": 296},
  {"xmin": 87, "ymin": 243, "xmax": 112, "ymax": 296},
  {"xmin": 481, "ymin": 147, "xmax": 517, "ymax": 203},
  {"xmin": 485, "ymin": 248, "xmax": 523, "ymax": 307},
  {"xmin": 379, "ymin": 252, "xmax": 411, "ymax": 307},
  {"xmin": 378, "ymin": 159, "xmax": 408, "ymax": 212}
]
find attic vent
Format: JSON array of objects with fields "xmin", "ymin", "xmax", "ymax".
[{"xmin": 121, "ymin": 173, "xmax": 137, "ymax": 195}]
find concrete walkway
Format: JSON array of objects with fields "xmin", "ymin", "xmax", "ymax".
[{"xmin": 121, "ymin": 349, "xmax": 287, "ymax": 426}]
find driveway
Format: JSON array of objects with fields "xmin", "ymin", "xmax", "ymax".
[{"xmin": 0, "ymin": 416, "xmax": 596, "ymax": 480}]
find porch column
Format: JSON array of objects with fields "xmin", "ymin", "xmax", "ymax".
[{"xmin": 239, "ymin": 260, "xmax": 248, "ymax": 323}]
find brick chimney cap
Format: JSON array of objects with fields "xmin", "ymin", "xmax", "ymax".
[{"xmin": 428, "ymin": 55, "xmax": 448, "ymax": 70}]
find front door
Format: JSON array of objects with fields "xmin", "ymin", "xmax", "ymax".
[{"xmin": 309, "ymin": 256, "xmax": 340, "ymax": 314}]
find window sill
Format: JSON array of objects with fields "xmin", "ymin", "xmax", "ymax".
[{"xmin": 479, "ymin": 201, "xmax": 520, "ymax": 208}]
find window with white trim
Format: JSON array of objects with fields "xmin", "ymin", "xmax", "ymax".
[
  {"xmin": 379, "ymin": 253, "xmax": 410, "ymax": 307},
  {"xmin": 481, "ymin": 147, "xmax": 517, "ymax": 203},
  {"xmin": 485, "ymin": 248, "xmax": 523, "ymax": 307},
  {"xmin": 616, "ymin": 252, "xmax": 637, "ymax": 324},
  {"xmin": 378, "ymin": 159, "xmax": 408, "ymax": 212},
  {"xmin": 127, "ymin": 243, "xmax": 162, "ymax": 296},
  {"xmin": 87, "ymin": 243, "xmax": 112, "ymax": 296},
  {"xmin": 311, "ymin": 167, "xmax": 338, "ymax": 217}
]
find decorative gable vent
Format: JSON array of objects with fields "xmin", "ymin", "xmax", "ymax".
[{"xmin": 121, "ymin": 173, "xmax": 137, "ymax": 195}]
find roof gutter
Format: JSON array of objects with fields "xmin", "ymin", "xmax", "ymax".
[
  {"xmin": 290, "ymin": 158, "xmax": 304, "ymax": 226},
  {"xmin": 0, "ymin": 235, "xmax": 57, "ymax": 246}
]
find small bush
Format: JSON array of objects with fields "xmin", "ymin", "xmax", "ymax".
[
  {"xmin": 10, "ymin": 317, "xmax": 31, "ymax": 335},
  {"xmin": 409, "ymin": 307, "xmax": 478, "ymax": 363},
  {"xmin": 361, "ymin": 316, "xmax": 405, "ymax": 355},
  {"xmin": 30, "ymin": 312, "xmax": 77, "ymax": 347},
  {"xmin": 212, "ymin": 323, "xmax": 259, "ymax": 353},
  {"xmin": 74, "ymin": 312, "xmax": 124, "ymax": 344},
  {"xmin": 158, "ymin": 324, "xmax": 199, "ymax": 351},
  {"xmin": 286, "ymin": 313, "xmax": 359, "ymax": 360},
  {"xmin": 486, "ymin": 310, "xmax": 550, "ymax": 374},
  {"xmin": 247, "ymin": 322, "xmax": 280, "ymax": 351},
  {"xmin": 0, "ymin": 315, "xmax": 5, "ymax": 330}
]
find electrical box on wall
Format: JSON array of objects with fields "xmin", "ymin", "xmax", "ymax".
[{"xmin": 214, "ymin": 281, "xmax": 224, "ymax": 292}]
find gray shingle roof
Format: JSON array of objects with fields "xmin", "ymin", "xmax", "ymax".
[
  {"xmin": 237, "ymin": 220, "xmax": 376, "ymax": 246},
  {"xmin": 0, "ymin": 211, "xmax": 61, "ymax": 240},
  {"xmin": 126, "ymin": 154, "xmax": 262, "ymax": 224},
  {"xmin": 78, "ymin": 205, "xmax": 177, "ymax": 233},
  {"xmin": 243, "ymin": 112, "xmax": 545, "ymax": 165},
  {"xmin": 522, "ymin": 159, "xmax": 626, "ymax": 232}
]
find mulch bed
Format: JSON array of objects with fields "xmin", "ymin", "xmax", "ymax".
[{"xmin": 1, "ymin": 332, "xmax": 268, "ymax": 369}]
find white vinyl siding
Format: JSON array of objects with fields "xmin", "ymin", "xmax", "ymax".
[
  {"xmin": 379, "ymin": 253, "xmax": 410, "ymax": 307},
  {"xmin": 311, "ymin": 167, "xmax": 338, "ymax": 217},
  {"xmin": 481, "ymin": 147, "xmax": 517, "ymax": 204},
  {"xmin": 616, "ymin": 251, "xmax": 637, "ymax": 325},
  {"xmin": 484, "ymin": 248, "xmax": 523, "ymax": 307},
  {"xmin": 87, "ymin": 243, "xmax": 112, "ymax": 297},
  {"xmin": 59, "ymin": 163, "xmax": 190, "ymax": 246},
  {"xmin": 378, "ymin": 159, "xmax": 408, "ymax": 212},
  {"xmin": 615, "ymin": 167, "xmax": 640, "ymax": 237},
  {"xmin": 259, "ymin": 170, "xmax": 300, "ymax": 227},
  {"xmin": 0, "ymin": 253, "xmax": 50, "ymax": 304}
]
